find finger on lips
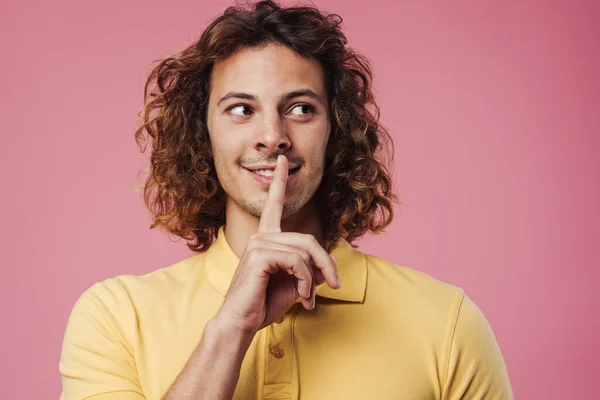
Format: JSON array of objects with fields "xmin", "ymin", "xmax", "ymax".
[
  {"xmin": 256, "ymin": 154, "xmax": 339, "ymax": 311},
  {"xmin": 258, "ymin": 155, "xmax": 288, "ymax": 234}
]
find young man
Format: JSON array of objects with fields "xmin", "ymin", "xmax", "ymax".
[{"xmin": 59, "ymin": 1, "xmax": 514, "ymax": 399}]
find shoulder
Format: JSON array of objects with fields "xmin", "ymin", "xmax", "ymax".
[
  {"xmin": 360, "ymin": 251, "xmax": 471, "ymax": 348},
  {"xmin": 363, "ymin": 252, "xmax": 465, "ymax": 312},
  {"xmin": 59, "ymin": 255, "xmax": 209, "ymax": 399},
  {"xmin": 362, "ymin": 252, "xmax": 495, "ymax": 338},
  {"xmin": 113, "ymin": 253, "xmax": 204, "ymax": 295},
  {"xmin": 71, "ymin": 253, "xmax": 205, "ymax": 323},
  {"xmin": 361, "ymin": 252, "xmax": 513, "ymax": 398}
]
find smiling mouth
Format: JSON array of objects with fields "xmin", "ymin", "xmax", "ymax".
[{"xmin": 244, "ymin": 166, "xmax": 301, "ymax": 178}]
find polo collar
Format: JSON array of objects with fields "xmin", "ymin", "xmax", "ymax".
[{"xmin": 205, "ymin": 227, "xmax": 367, "ymax": 303}]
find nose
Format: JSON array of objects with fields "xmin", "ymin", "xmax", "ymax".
[{"xmin": 255, "ymin": 115, "xmax": 291, "ymax": 153}]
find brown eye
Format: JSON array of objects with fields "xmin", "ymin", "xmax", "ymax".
[
  {"xmin": 289, "ymin": 104, "xmax": 313, "ymax": 116},
  {"xmin": 230, "ymin": 105, "xmax": 253, "ymax": 116}
]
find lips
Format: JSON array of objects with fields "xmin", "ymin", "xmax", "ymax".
[
  {"xmin": 243, "ymin": 165, "xmax": 301, "ymax": 184},
  {"xmin": 243, "ymin": 165, "xmax": 301, "ymax": 176}
]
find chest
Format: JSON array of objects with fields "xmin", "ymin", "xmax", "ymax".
[
  {"xmin": 236, "ymin": 310, "xmax": 441, "ymax": 400},
  {"xmin": 137, "ymin": 304, "xmax": 443, "ymax": 400}
]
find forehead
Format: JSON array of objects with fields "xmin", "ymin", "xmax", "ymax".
[{"xmin": 209, "ymin": 43, "xmax": 326, "ymax": 100}]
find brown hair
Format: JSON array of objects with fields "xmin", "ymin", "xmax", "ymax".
[{"xmin": 135, "ymin": 0, "xmax": 401, "ymax": 252}]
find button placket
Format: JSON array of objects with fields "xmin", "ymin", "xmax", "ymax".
[{"xmin": 263, "ymin": 312, "xmax": 297, "ymax": 399}]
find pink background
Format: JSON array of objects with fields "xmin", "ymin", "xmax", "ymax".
[{"xmin": 1, "ymin": 0, "xmax": 598, "ymax": 398}]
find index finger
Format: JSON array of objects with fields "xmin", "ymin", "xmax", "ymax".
[{"xmin": 258, "ymin": 155, "xmax": 289, "ymax": 233}]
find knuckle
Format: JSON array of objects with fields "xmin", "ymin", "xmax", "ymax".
[
  {"xmin": 247, "ymin": 237, "xmax": 262, "ymax": 250},
  {"xmin": 300, "ymin": 249, "xmax": 311, "ymax": 263},
  {"xmin": 292, "ymin": 253, "xmax": 304, "ymax": 265},
  {"xmin": 246, "ymin": 240, "xmax": 257, "ymax": 252},
  {"xmin": 271, "ymin": 197, "xmax": 284, "ymax": 206},
  {"xmin": 305, "ymin": 234, "xmax": 319, "ymax": 247},
  {"xmin": 246, "ymin": 248, "xmax": 263, "ymax": 262}
]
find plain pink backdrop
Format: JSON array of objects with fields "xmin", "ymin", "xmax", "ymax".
[{"xmin": 1, "ymin": 0, "xmax": 598, "ymax": 398}]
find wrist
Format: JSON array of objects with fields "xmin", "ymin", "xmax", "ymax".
[{"xmin": 207, "ymin": 313, "xmax": 257, "ymax": 349}]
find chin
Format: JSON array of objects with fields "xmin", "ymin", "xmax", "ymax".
[{"xmin": 234, "ymin": 193, "xmax": 306, "ymax": 221}]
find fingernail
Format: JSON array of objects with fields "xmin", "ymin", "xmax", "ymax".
[
  {"xmin": 336, "ymin": 276, "xmax": 342, "ymax": 287},
  {"xmin": 311, "ymin": 296, "xmax": 316, "ymax": 309}
]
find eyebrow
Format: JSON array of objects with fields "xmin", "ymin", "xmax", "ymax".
[{"xmin": 216, "ymin": 89, "xmax": 325, "ymax": 107}]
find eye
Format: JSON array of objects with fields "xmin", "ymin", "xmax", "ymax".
[
  {"xmin": 229, "ymin": 104, "xmax": 253, "ymax": 117},
  {"xmin": 289, "ymin": 104, "xmax": 314, "ymax": 116}
]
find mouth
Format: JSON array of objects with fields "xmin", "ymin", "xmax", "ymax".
[
  {"xmin": 243, "ymin": 165, "xmax": 301, "ymax": 184},
  {"xmin": 247, "ymin": 166, "xmax": 300, "ymax": 177}
]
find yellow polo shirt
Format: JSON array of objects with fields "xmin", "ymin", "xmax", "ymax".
[{"xmin": 59, "ymin": 228, "xmax": 514, "ymax": 399}]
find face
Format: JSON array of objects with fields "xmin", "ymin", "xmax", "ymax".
[{"xmin": 206, "ymin": 43, "xmax": 330, "ymax": 220}]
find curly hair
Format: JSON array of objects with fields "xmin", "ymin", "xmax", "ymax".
[{"xmin": 135, "ymin": 0, "xmax": 401, "ymax": 253}]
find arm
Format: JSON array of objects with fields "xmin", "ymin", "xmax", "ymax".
[
  {"xmin": 162, "ymin": 315, "xmax": 254, "ymax": 400},
  {"xmin": 59, "ymin": 280, "xmax": 145, "ymax": 400},
  {"xmin": 441, "ymin": 292, "xmax": 514, "ymax": 400},
  {"xmin": 60, "ymin": 156, "xmax": 340, "ymax": 400},
  {"xmin": 164, "ymin": 155, "xmax": 341, "ymax": 399},
  {"xmin": 60, "ymin": 279, "xmax": 257, "ymax": 400}
]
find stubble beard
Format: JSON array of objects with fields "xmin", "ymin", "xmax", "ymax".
[
  {"xmin": 215, "ymin": 155, "xmax": 324, "ymax": 222},
  {"xmin": 237, "ymin": 169, "xmax": 323, "ymax": 221},
  {"xmin": 237, "ymin": 195, "xmax": 304, "ymax": 220}
]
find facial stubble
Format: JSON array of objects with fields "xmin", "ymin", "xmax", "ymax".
[{"xmin": 237, "ymin": 166, "xmax": 323, "ymax": 221}]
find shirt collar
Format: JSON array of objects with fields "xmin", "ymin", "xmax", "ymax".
[{"xmin": 205, "ymin": 226, "xmax": 367, "ymax": 303}]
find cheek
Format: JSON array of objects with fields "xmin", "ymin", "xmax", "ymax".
[
  {"xmin": 207, "ymin": 112, "xmax": 245, "ymax": 152},
  {"xmin": 207, "ymin": 134, "xmax": 235, "ymax": 182},
  {"xmin": 304, "ymin": 126, "xmax": 330, "ymax": 167},
  {"xmin": 209, "ymin": 128, "xmax": 246, "ymax": 163}
]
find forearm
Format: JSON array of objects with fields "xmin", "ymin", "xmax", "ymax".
[{"xmin": 162, "ymin": 316, "xmax": 255, "ymax": 400}]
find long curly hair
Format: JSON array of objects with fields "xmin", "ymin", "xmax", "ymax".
[{"xmin": 135, "ymin": 0, "xmax": 402, "ymax": 253}]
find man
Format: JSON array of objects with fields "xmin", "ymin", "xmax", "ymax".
[{"xmin": 59, "ymin": 1, "xmax": 514, "ymax": 399}]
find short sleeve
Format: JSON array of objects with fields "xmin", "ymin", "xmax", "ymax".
[
  {"xmin": 59, "ymin": 279, "xmax": 145, "ymax": 400},
  {"xmin": 441, "ymin": 292, "xmax": 514, "ymax": 400}
]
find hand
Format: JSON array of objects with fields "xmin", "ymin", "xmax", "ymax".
[{"xmin": 216, "ymin": 155, "xmax": 342, "ymax": 336}]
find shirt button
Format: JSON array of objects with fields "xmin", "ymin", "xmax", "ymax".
[
  {"xmin": 270, "ymin": 347, "xmax": 285, "ymax": 358},
  {"xmin": 275, "ymin": 317, "xmax": 284, "ymax": 324}
]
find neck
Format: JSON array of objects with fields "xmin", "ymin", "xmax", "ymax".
[{"xmin": 224, "ymin": 197, "xmax": 324, "ymax": 258}]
